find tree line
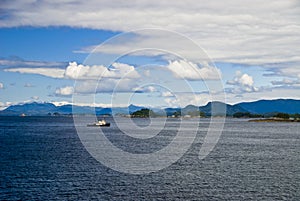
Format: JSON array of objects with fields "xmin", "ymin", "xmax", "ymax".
[{"xmin": 233, "ymin": 112, "xmax": 300, "ymax": 119}]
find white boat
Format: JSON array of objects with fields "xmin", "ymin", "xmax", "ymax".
[{"xmin": 87, "ymin": 119, "xmax": 110, "ymax": 127}]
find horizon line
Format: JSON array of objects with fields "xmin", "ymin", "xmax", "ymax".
[{"xmin": 1, "ymin": 98, "xmax": 300, "ymax": 111}]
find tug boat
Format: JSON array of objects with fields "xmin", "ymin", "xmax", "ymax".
[{"xmin": 87, "ymin": 119, "xmax": 110, "ymax": 127}]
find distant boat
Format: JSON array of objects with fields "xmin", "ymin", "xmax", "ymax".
[{"xmin": 87, "ymin": 119, "xmax": 110, "ymax": 127}]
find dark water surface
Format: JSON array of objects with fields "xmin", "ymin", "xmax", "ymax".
[{"xmin": 1, "ymin": 116, "xmax": 299, "ymax": 200}]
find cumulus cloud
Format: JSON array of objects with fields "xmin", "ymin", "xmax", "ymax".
[
  {"xmin": 65, "ymin": 62, "xmax": 139, "ymax": 80},
  {"xmin": 0, "ymin": 82, "xmax": 3, "ymax": 89},
  {"xmin": 227, "ymin": 71, "xmax": 259, "ymax": 93},
  {"xmin": 166, "ymin": 60, "xmax": 221, "ymax": 80},
  {"xmin": 55, "ymin": 86, "xmax": 74, "ymax": 96},
  {"xmin": 227, "ymin": 72, "xmax": 253, "ymax": 86}
]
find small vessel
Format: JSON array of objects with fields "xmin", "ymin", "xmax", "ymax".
[{"xmin": 87, "ymin": 119, "xmax": 110, "ymax": 127}]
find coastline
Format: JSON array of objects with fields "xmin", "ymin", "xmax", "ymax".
[{"xmin": 249, "ymin": 118, "xmax": 300, "ymax": 122}]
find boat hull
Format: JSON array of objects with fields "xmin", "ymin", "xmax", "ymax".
[{"xmin": 87, "ymin": 123, "xmax": 110, "ymax": 127}]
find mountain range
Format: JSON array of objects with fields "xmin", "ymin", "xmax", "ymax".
[{"xmin": 0, "ymin": 99, "xmax": 299, "ymax": 116}]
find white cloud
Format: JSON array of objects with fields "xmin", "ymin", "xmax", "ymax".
[
  {"xmin": 3, "ymin": 61, "xmax": 145, "ymax": 94},
  {"xmin": 51, "ymin": 101, "xmax": 71, "ymax": 106},
  {"xmin": 55, "ymin": 86, "xmax": 74, "ymax": 96},
  {"xmin": 64, "ymin": 62, "xmax": 139, "ymax": 80},
  {"xmin": 5, "ymin": 68, "xmax": 65, "ymax": 78},
  {"xmin": 64, "ymin": 62, "xmax": 90, "ymax": 79},
  {"xmin": 276, "ymin": 66, "xmax": 300, "ymax": 79},
  {"xmin": 226, "ymin": 87, "xmax": 300, "ymax": 105},
  {"xmin": 0, "ymin": 58, "xmax": 65, "ymax": 68},
  {"xmin": 166, "ymin": 60, "xmax": 221, "ymax": 80},
  {"xmin": 162, "ymin": 92, "xmax": 219, "ymax": 107},
  {"xmin": 163, "ymin": 97, "xmax": 180, "ymax": 108},
  {"xmin": 1, "ymin": 58, "xmax": 67, "ymax": 78},
  {"xmin": 51, "ymin": 101, "xmax": 128, "ymax": 108},
  {"xmin": 133, "ymin": 86, "xmax": 159, "ymax": 93},
  {"xmin": 271, "ymin": 78, "xmax": 300, "ymax": 88},
  {"xmin": 263, "ymin": 62, "xmax": 300, "ymax": 79},
  {"xmin": 0, "ymin": 82, "xmax": 3, "ymax": 89},
  {"xmin": 74, "ymin": 78, "xmax": 139, "ymax": 94},
  {"xmin": 5, "ymin": 61, "xmax": 140, "ymax": 81},
  {"xmin": 5, "ymin": 60, "xmax": 222, "ymax": 94},
  {"xmin": 279, "ymin": 67, "xmax": 300, "ymax": 79},
  {"xmin": 1, "ymin": 0, "xmax": 299, "ymax": 67},
  {"xmin": 227, "ymin": 71, "xmax": 259, "ymax": 93}
]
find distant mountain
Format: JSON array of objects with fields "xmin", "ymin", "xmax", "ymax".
[
  {"xmin": 0, "ymin": 99, "xmax": 299, "ymax": 116},
  {"xmin": 236, "ymin": 99, "xmax": 300, "ymax": 114},
  {"xmin": 58, "ymin": 104, "xmax": 94, "ymax": 114},
  {"xmin": 181, "ymin": 105, "xmax": 200, "ymax": 115},
  {"xmin": 108, "ymin": 104, "xmax": 146, "ymax": 115},
  {"xmin": 199, "ymin": 101, "xmax": 248, "ymax": 116},
  {"xmin": 0, "ymin": 102, "xmax": 57, "ymax": 116},
  {"xmin": 96, "ymin": 107, "xmax": 112, "ymax": 115},
  {"xmin": 164, "ymin": 107, "xmax": 181, "ymax": 116},
  {"xmin": 128, "ymin": 104, "xmax": 146, "ymax": 114},
  {"xmin": 154, "ymin": 102, "xmax": 248, "ymax": 117},
  {"xmin": 0, "ymin": 102, "xmax": 146, "ymax": 116}
]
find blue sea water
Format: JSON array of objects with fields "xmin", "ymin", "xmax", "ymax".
[{"xmin": 0, "ymin": 116, "xmax": 299, "ymax": 200}]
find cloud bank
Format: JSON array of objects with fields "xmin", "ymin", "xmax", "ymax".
[
  {"xmin": 5, "ymin": 60, "xmax": 222, "ymax": 95},
  {"xmin": 1, "ymin": 0, "xmax": 299, "ymax": 67}
]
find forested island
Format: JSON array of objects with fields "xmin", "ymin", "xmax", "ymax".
[
  {"xmin": 129, "ymin": 108, "xmax": 300, "ymax": 123},
  {"xmin": 248, "ymin": 112, "xmax": 300, "ymax": 122}
]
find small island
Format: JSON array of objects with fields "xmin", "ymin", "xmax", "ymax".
[
  {"xmin": 249, "ymin": 118, "xmax": 300, "ymax": 122},
  {"xmin": 130, "ymin": 109, "xmax": 156, "ymax": 118},
  {"xmin": 248, "ymin": 112, "xmax": 300, "ymax": 122},
  {"xmin": 130, "ymin": 108, "xmax": 206, "ymax": 118}
]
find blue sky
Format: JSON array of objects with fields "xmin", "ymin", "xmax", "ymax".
[{"xmin": 0, "ymin": 0, "xmax": 300, "ymax": 109}]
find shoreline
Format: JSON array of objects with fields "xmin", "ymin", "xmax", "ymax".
[{"xmin": 249, "ymin": 118, "xmax": 300, "ymax": 122}]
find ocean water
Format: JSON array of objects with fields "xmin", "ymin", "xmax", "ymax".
[{"xmin": 0, "ymin": 116, "xmax": 300, "ymax": 200}]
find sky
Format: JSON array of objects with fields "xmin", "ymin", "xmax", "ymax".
[{"xmin": 0, "ymin": 0, "xmax": 300, "ymax": 109}]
